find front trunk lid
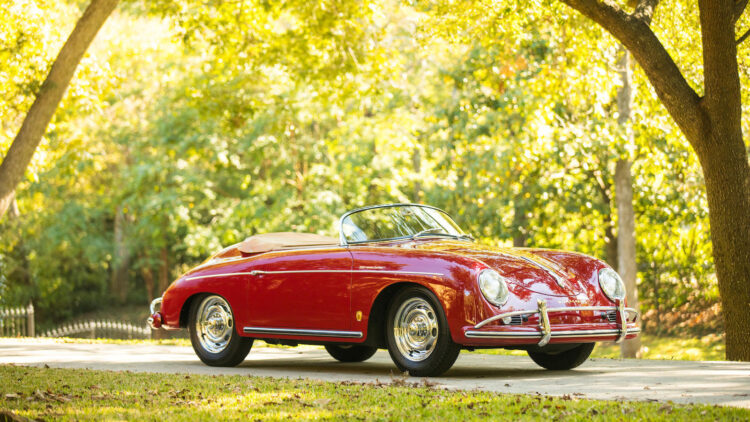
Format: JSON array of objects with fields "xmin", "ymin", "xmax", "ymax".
[{"xmin": 410, "ymin": 240, "xmax": 587, "ymax": 297}]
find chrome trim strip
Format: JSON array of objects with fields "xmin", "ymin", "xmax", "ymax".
[
  {"xmin": 185, "ymin": 272, "xmax": 256, "ymax": 281},
  {"xmin": 474, "ymin": 306, "xmax": 640, "ymax": 329},
  {"xmin": 185, "ymin": 269, "xmax": 444, "ymax": 281},
  {"xmin": 243, "ymin": 327, "xmax": 363, "ymax": 338},
  {"xmin": 465, "ymin": 327, "xmax": 641, "ymax": 339},
  {"xmin": 249, "ymin": 269, "xmax": 443, "ymax": 277},
  {"xmin": 150, "ymin": 297, "xmax": 163, "ymax": 314}
]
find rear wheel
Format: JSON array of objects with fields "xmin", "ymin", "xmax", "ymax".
[
  {"xmin": 189, "ymin": 294, "xmax": 253, "ymax": 367},
  {"xmin": 325, "ymin": 344, "xmax": 377, "ymax": 362},
  {"xmin": 386, "ymin": 287, "xmax": 460, "ymax": 377},
  {"xmin": 527, "ymin": 343, "xmax": 594, "ymax": 370}
]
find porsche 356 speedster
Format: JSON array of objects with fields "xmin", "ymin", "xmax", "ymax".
[{"xmin": 148, "ymin": 203, "xmax": 639, "ymax": 376}]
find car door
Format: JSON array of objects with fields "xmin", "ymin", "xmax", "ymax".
[{"xmin": 245, "ymin": 247, "xmax": 354, "ymax": 333}]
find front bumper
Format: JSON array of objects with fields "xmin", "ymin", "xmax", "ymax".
[
  {"xmin": 147, "ymin": 297, "xmax": 163, "ymax": 329},
  {"xmin": 465, "ymin": 299, "xmax": 639, "ymax": 347}
]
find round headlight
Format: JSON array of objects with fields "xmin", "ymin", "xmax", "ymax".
[
  {"xmin": 598, "ymin": 267, "xmax": 626, "ymax": 301},
  {"xmin": 478, "ymin": 269, "xmax": 510, "ymax": 307}
]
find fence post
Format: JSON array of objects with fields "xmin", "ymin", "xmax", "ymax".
[
  {"xmin": 12, "ymin": 307, "xmax": 18, "ymax": 336},
  {"xmin": 26, "ymin": 303, "xmax": 34, "ymax": 337}
]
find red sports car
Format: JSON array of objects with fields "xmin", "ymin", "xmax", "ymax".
[{"xmin": 148, "ymin": 203, "xmax": 639, "ymax": 376}]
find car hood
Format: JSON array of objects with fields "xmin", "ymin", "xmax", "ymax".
[{"xmin": 410, "ymin": 240, "xmax": 594, "ymax": 297}]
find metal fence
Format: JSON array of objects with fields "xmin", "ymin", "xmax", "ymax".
[
  {"xmin": 0, "ymin": 304, "xmax": 34, "ymax": 337},
  {"xmin": 40, "ymin": 320, "xmax": 152, "ymax": 339},
  {"xmin": 0, "ymin": 303, "xmax": 152, "ymax": 339}
]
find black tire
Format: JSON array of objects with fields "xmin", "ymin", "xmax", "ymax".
[
  {"xmin": 385, "ymin": 286, "xmax": 461, "ymax": 377},
  {"xmin": 527, "ymin": 343, "xmax": 595, "ymax": 370},
  {"xmin": 325, "ymin": 344, "xmax": 378, "ymax": 362},
  {"xmin": 189, "ymin": 294, "xmax": 253, "ymax": 367}
]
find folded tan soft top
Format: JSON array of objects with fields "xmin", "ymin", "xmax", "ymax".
[{"xmin": 237, "ymin": 232, "xmax": 339, "ymax": 254}]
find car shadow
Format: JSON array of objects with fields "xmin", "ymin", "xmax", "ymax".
[
  {"xmin": 445, "ymin": 366, "xmax": 603, "ymax": 379},
  {"xmin": 235, "ymin": 356, "xmax": 603, "ymax": 379}
]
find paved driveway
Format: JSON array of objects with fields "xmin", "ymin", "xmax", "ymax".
[{"xmin": 2, "ymin": 338, "xmax": 749, "ymax": 408}]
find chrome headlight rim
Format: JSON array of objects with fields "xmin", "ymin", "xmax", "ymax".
[
  {"xmin": 598, "ymin": 267, "xmax": 626, "ymax": 302},
  {"xmin": 478, "ymin": 269, "xmax": 510, "ymax": 307}
]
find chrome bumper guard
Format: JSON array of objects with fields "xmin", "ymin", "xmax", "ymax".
[
  {"xmin": 149, "ymin": 297, "xmax": 163, "ymax": 314},
  {"xmin": 147, "ymin": 297, "xmax": 163, "ymax": 329},
  {"xmin": 467, "ymin": 299, "xmax": 640, "ymax": 347}
]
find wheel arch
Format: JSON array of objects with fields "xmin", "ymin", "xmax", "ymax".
[
  {"xmin": 179, "ymin": 292, "xmax": 210, "ymax": 328},
  {"xmin": 363, "ymin": 281, "xmax": 449, "ymax": 348}
]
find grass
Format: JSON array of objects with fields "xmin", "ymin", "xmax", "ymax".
[
  {"xmin": 2, "ymin": 365, "xmax": 748, "ymax": 421},
  {"xmin": 474, "ymin": 334, "xmax": 726, "ymax": 361},
  {"xmin": 591, "ymin": 334, "xmax": 725, "ymax": 361}
]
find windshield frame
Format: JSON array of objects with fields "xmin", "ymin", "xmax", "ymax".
[{"xmin": 338, "ymin": 203, "xmax": 465, "ymax": 246}]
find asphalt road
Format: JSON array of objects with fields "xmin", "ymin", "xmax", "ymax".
[{"xmin": 2, "ymin": 338, "xmax": 749, "ymax": 408}]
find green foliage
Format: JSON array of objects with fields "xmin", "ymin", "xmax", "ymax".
[
  {"xmin": 0, "ymin": 0, "xmax": 729, "ymax": 335},
  {"xmin": 2, "ymin": 364, "xmax": 747, "ymax": 420}
]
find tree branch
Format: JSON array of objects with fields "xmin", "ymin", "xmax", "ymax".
[
  {"xmin": 0, "ymin": 0, "xmax": 120, "ymax": 220},
  {"xmin": 587, "ymin": 169, "xmax": 611, "ymax": 204},
  {"xmin": 559, "ymin": 0, "xmax": 705, "ymax": 145},
  {"xmin": 699, "ymin": 0, "xmax": 743, "ymax": 143},
  {"xmin": 737, "ymin": 27, "xmax": 750, "ymax": 44},
  {"xmin": 734, "ymin": 0, "xmax": 749, "ymax": 23},
  {"xmin": 633, "ymin": 0, "xmax": 660, "ymax": 24}
]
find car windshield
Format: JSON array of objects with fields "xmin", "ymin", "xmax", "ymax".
[{"xmin": 340, "ymin": 204, "xmax": 466, "ymax": 244}]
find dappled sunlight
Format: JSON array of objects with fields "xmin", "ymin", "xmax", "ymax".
[
  {"xmin": 2, "ymin": 364, "xmax": 747, "ymax": 421},
  {"xmin": 590, "ymin": 335, "xmax": 725, "ymax": 361}
]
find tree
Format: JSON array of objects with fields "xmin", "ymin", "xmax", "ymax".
[
  {"xmin": 614, "ymin": 48, "xmax": 641, "ymax": 358},
  {"xmin": 0, "ymin": 0, "xmax": 120, "ymax": 220},
  {"xmin": 559, "ymin": 0, "xmax": 750, "ymax": 360}
]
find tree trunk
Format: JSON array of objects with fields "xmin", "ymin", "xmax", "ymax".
[
  {"xmin": 589, "ymin": 170, "xmax": 618, "ymax": 270},
  {"xmin": 0, "ymin": 0, "xmax": 119, "ymax": 220},
  {"xmin": 110, "ymin": 207, "xmax": 130, "ymax": 303},
  {"xmin": 142, "ymin": 264, "xmax": 155, "ymax": 303},
  {"xmin": 615, "ymin": 48, "xmax": 641, "ymax": 358},
  {"xmin": 604, "ymin": 216, "xmax": 618, "ymax": 272},
  {"xmin": 616, "ymin": 159, "xmax": 641, "ymax": 357},
  {"xmin": 412, "ymin": 146, "xmax": 422, "ymax": 201},
  {"xmin": 559, "ymin": 0, "xmax": 750, "ymax": 361},
  {"xmin": 698, "ymin": 135, "xmax": 750, "ymax": 360},
  {"xmin": 512, "ymin": 199, "xmax": 528, "ymax": 247},
  {"xmin": 695, "ymin": 0, "xmax": 750, "ymax": 361},
  {"xmin": 157, "ymin": 246, "xmax": 169, "ymax": 295},
  {"xmin": 7, "ymin": 193, "xmax": 19, "ymax": 220},
  {"xmin": 6, "ymin": 193, "xmax": 32, "ymax": 291}
]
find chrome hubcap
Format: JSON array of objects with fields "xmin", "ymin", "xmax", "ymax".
[
  {"xmin": 393, "ymin": 297, "xmax": 438, "ymax": 361},
  {"xmin": 196, "ymin": 296, "xmax": 233, "ymax": 354}
]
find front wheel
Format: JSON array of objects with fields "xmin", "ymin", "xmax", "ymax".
[
  {"xmin": 385, "ymin": 287, "xmax": 460, "ymax": 377},
  {"xmin": 527, "ymin": 343, "xmax": 594, "ymax": 370},
  {"xmin": 189, "ymin": 294, "xmax": 253, "ymax": 367},
  {"xmin": 325, "ymin": 344, "xmax": 377, "ymax": 362}
]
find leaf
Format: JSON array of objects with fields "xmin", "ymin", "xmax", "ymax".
[
  {"xmin": 0, "ymin": 410, "xmax": 32, "ymax": 422},
  {"xmin": 313, "ymin": 398, "xmax": 332, "ymax": 407}
]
